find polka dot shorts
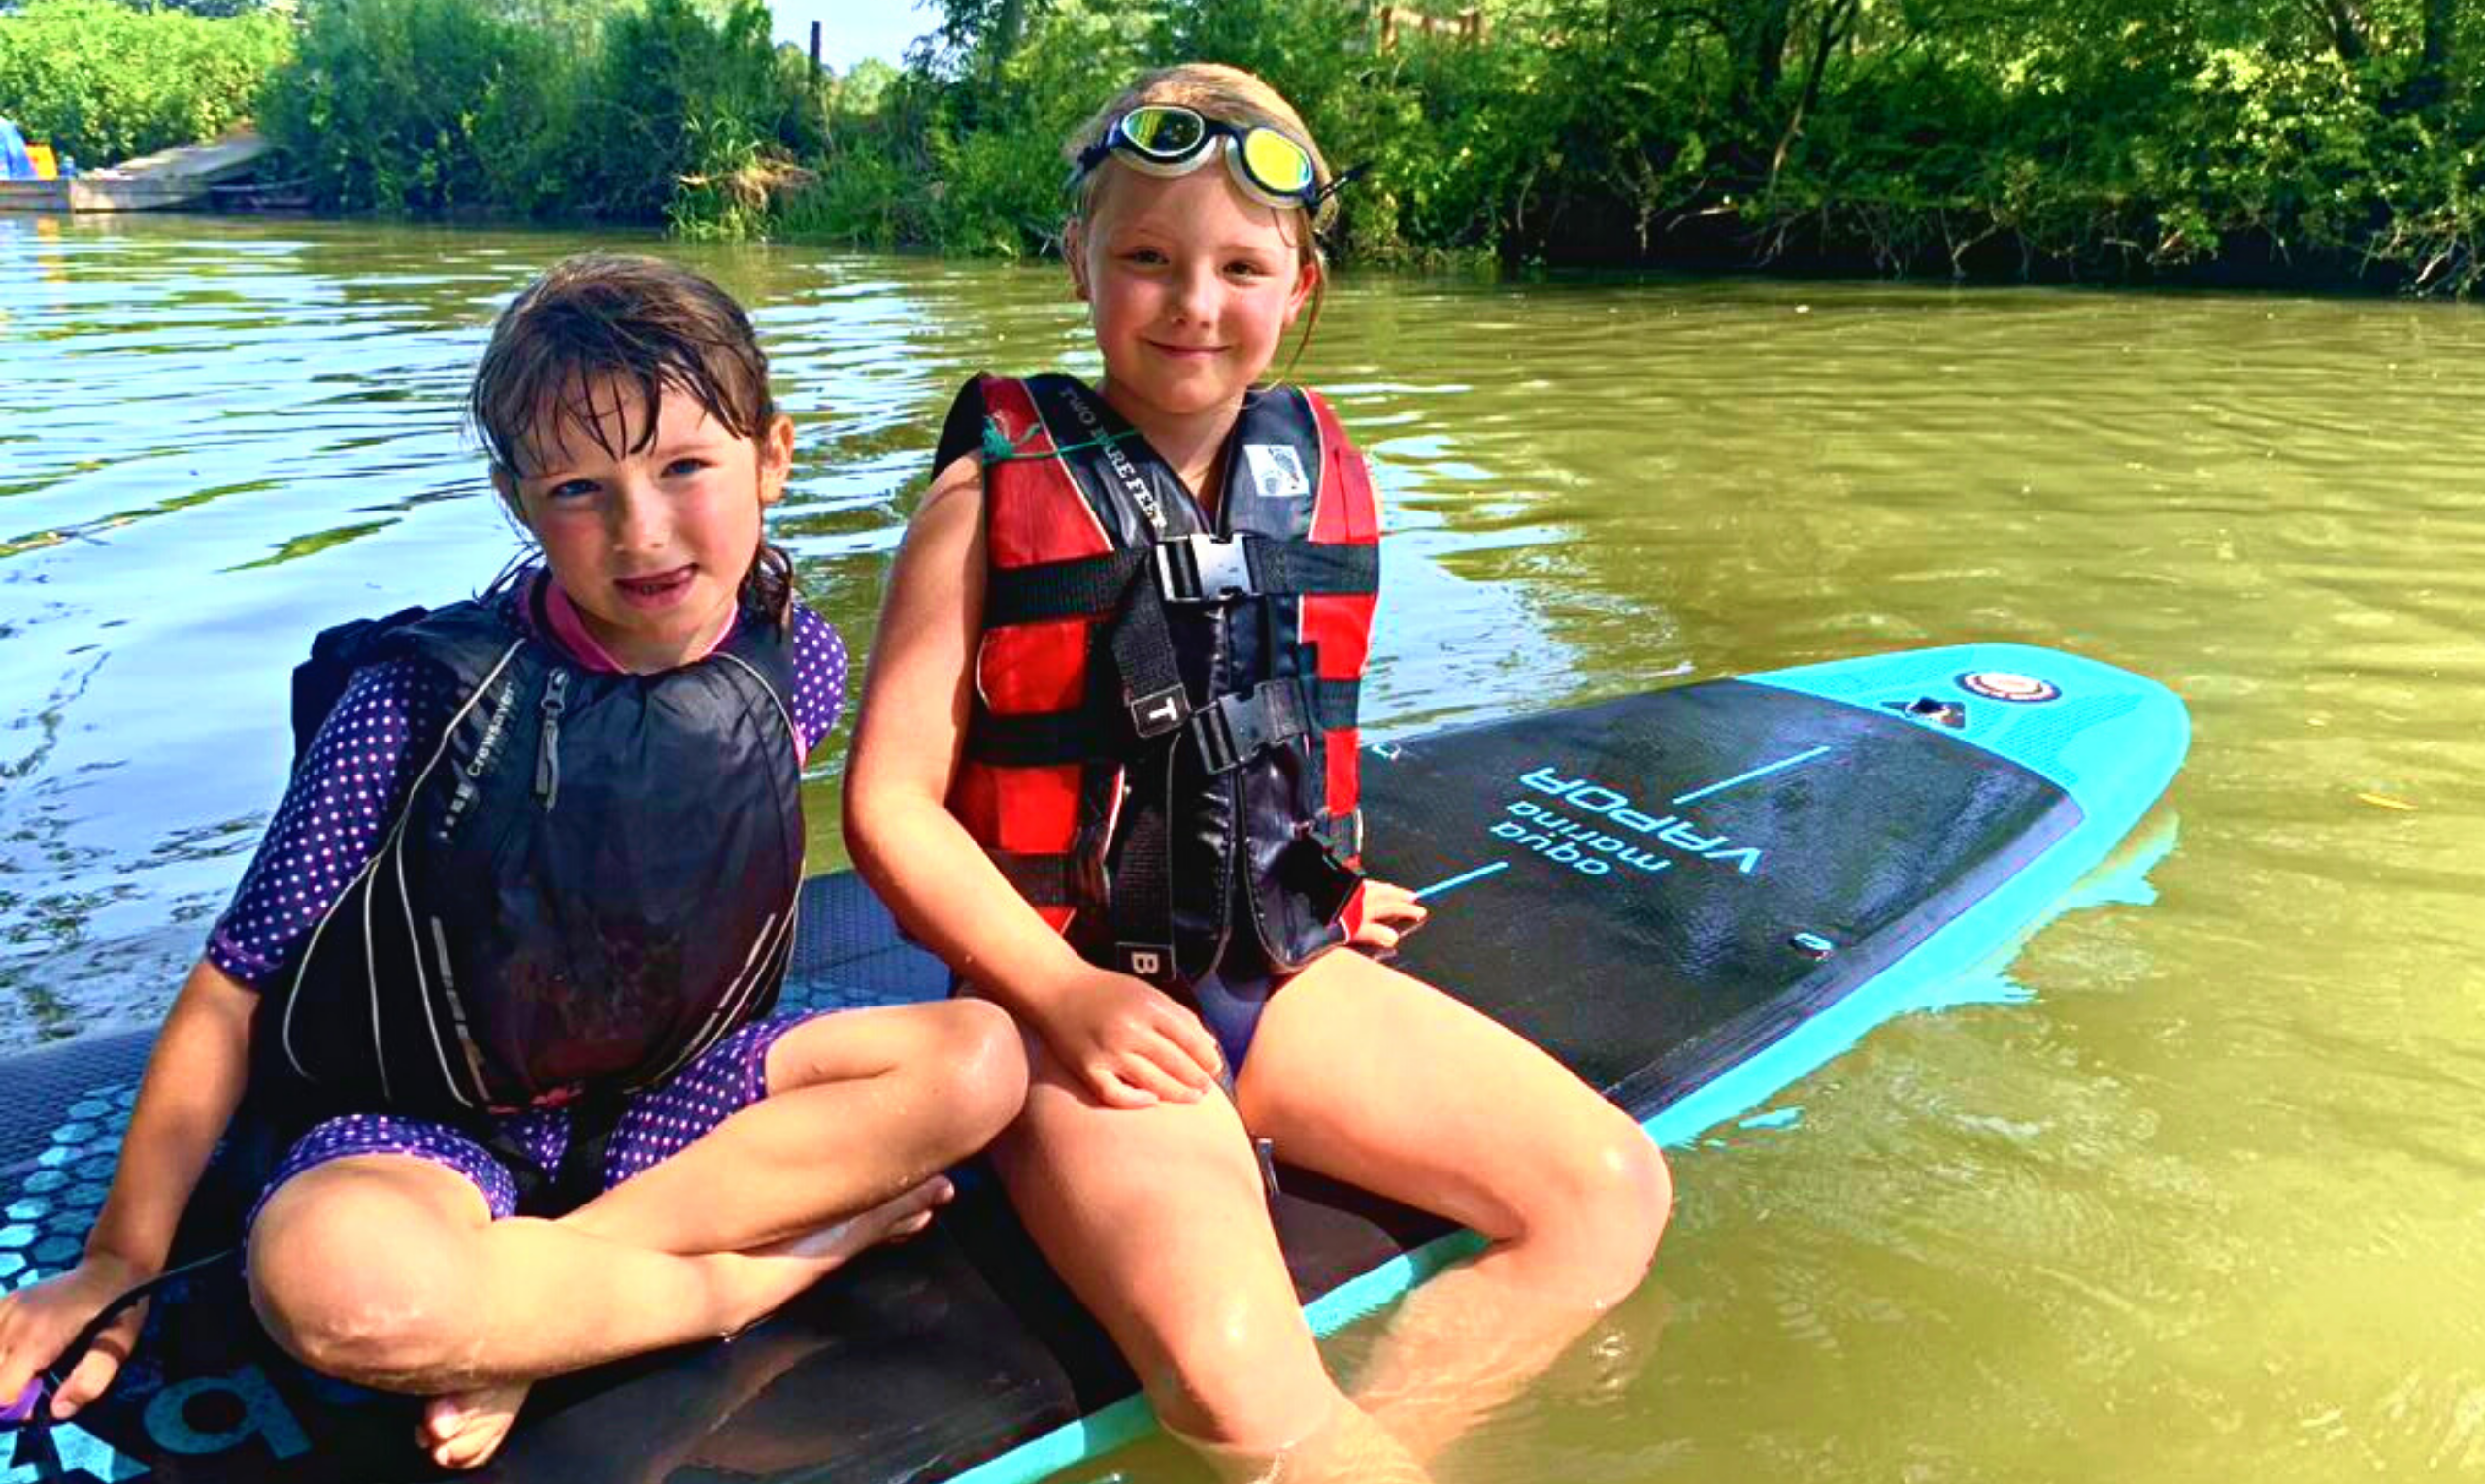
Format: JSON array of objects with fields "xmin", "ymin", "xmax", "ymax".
[{"xmin": 248, "ymin": 1009, "xmax": 831, "ymax": 1226}]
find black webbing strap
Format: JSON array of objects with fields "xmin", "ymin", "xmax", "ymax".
[
  {"xmin": 22, "ymin": 1245, "xmax": 245, "ymax": 1419},
  {"xmin": 1106, "ymin": 554, "xmax": 1193, "ymax": 745},
  {"xmin": 1210, "ymin": 537, "xmax": 1377, "ymax": 603},
  {"xmin": 987, "ymin": 847, "xmax": 1080, "ymax": 906},
  {"xmin": 994, "ymin": 808, "xmax": 1359, "ymax": 913},
  {"xmin": 1104, "ymin": 745, "xmax": 1180, "ymax": 983},
  {"xmin": 963, "ymin": 707, "xmax": 1114, "ymax": 766},
  {"xmin": 1308, "ymin": 678, "xmax": 1360, "ymax": 730},
  {"xmin": 985, "ymin": 550, "xmax": 1148, "ymax": 625},
  {"xmin": 966, "ymin": 677, "xmax": 1360, "ymax": 769},
  {"xmin": 985, "ymin": 536, "xmax": 1378, "ymax": 626}
]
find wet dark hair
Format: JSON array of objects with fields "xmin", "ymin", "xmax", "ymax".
[{"xmin": 467, "ymin": 252, "xmax": 795, "ymax": 624}]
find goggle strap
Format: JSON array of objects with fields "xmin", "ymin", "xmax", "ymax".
[{"xmin": 1317, "ymin": 162, "xmax": 1372, "ymax": 207}]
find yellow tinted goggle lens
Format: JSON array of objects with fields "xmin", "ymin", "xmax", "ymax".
[{"xmin": 1239, "ymin": 128, "xmax": 1315, "ymax": 197}]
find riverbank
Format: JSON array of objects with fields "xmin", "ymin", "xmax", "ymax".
[{"xmin": 3, "ymin": 0, "xmax": 2478, "ymax": 291}]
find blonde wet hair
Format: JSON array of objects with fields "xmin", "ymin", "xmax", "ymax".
[{"xmin": 1065, "ymin": 64, "xmax": 1335, "ymax": 375}]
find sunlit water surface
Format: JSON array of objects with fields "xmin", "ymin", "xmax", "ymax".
[{"xmin": 4, "ymin": 215, "xmax": 2482, "ymax": 1482}]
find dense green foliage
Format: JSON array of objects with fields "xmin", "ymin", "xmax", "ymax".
[
  {"xmin": 0, "ymin": 0, "xmax": 291, "ymax": 166},
  {"xmin": 7, "ymin": 0, "xmax": 2477, "ymax": 288},
  {"xmin": 800, "ymin": 0, "xmax": 2485, "ymax": 290},
  {"xmin": 258, "ymin": 0, "xmax": 820, "ymax": 225}
]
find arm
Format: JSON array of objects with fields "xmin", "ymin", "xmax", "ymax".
[
  {"xmin": 0, "ymin": 956, "xmax": 256, "ymax": 1418},
  {"xmin": 842, "ymin": 454, "xmax": 1222, "ymax": 1108}
]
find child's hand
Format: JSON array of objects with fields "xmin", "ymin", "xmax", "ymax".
[
  {"xmin": 1038, "ymin": 968, "xmax": 1224, "ymax": 1109},
  {"xmin": 1350, "ymin": 879, "xmax": 1431, "ymax": 954},
  {"xmin": 0, "ymin": 1251, "xmax": 153, "ymax": 1421}
]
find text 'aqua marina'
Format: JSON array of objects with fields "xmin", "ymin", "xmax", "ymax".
[{"xmin": 1497, "ymin": 767, "xmax": 1766, "ymax": 878}]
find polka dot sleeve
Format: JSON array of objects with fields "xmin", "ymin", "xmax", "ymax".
[
  {"xmin": 205, "ymin": 658, "xmax": 446, "ymax": 990},
  {"xmin": 788, "ymin": 605, "xmax": 848, "ymax": 758}
]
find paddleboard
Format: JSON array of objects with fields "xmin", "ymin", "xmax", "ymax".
[{"xmin": 0, "ymin": 642, "xmax": 2186, "ymax": 1483}]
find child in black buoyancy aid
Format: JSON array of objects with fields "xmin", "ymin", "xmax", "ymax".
[{"xmin": 0, "ymin": 254, "xmax": 1026, "ymax": 1470}]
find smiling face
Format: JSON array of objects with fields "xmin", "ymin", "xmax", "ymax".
[
  {"xmin": 1071, "ymin": 162, "xmax": 1319, "ymax": 428},
  {"xmin": 501, "ymin": 376, "xmax": 793, "ymax": 673}
]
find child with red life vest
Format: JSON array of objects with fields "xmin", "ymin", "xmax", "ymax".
[
  {"xmin": 0, "ymin": 255, "xmax": 1027, "ymax": 1471},
  {"xmin": 845, "ymin": 66, "xmax": 1672, "ymax": 1479}
]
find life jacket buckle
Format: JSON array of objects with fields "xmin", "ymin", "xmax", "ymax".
[
  {"xmin": 1314, "ymin": 807, "xmax": 1364, "ymax": 861},
  {"xmin": 1191, "ymin": 679, "xmax": 1307, "ymax": 775},
  {"xmin": 1155, "ymin": 533, "xmax": 1254, "ymax": 604},
  {"xmin": 1192, "ymin": 692, "xmax": 1251, "ymax": 774}
]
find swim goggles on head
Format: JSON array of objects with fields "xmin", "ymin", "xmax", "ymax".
[{"xmin": 1067, "ymin": 103, "xmax": 1341, "ymax": 214}]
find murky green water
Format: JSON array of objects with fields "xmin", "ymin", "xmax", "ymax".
[{"xmin": 4, "ymin": 215, "xmax": 2482, "ymax": 1481}]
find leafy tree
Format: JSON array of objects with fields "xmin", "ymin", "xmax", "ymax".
[
  {"xmin": 0, "ymin": 0, "xmax": 291, "ymax": 163},
  {"xmin": 260, "ymin": 0, "xmax": 562, "ymax": 213}
]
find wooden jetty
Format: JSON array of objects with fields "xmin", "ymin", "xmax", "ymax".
[{"xmin": 0, "ymin": 129, "xmax": 270, "ymax": 214}]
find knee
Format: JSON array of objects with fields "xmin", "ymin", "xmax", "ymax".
[
  {"xmin": 248, "ymin": 1176, "xmax": 477, "ymax": 1387},
  {"xmin": 1147, "ymin": 1301, "xmax": 1336, "ymax": 1451},
  {"xmin": 1611, "ymin": 1134, "xmax": 1673, "ymax": 1269},
  {"xmin": 938, "ymin": 998, "xmax": 1029, "ymax": 1142},
  {"xmin": 1528, "ymin": 1121, "xmax": 1672, "ymax": 1293}
]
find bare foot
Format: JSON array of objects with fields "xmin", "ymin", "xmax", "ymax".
[
  {"xmin": 714, "ymin": 1175, "xmax": 955, "ymax": 1333},
  {"xmin": 419, "ymin": 1377, "xmax": 531, "ymax": 1471},
  {"xmin": 406, "ymin": 1178, "xmax": 956, "ymax": 1468}
]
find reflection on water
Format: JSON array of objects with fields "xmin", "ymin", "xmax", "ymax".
[{"xmin": 4, "ymin": 215, "xmax": 2482, "ymax": 1482}]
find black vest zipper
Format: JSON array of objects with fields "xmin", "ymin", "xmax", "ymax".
[{"xmin": 534, "ymin": 668, "xmax": 568, "ymax": 809}]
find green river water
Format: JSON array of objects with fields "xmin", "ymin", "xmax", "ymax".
[{"xmin": 3, "ymin": 214, "xmax": 2481, "ymax": 1482}]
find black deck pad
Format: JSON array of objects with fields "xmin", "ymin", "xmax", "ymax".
[{"xmin": 1, "ymin": 680, "xmax": 2074, "ymax": 1484}]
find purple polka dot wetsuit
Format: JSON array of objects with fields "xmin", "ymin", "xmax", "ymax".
[{"xmin": 211, "ymin": 571, "xmax": 850, "ymax": 1223}]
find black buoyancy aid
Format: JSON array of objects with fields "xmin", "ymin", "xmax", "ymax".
[
  {"xmin": 264, "ymin": 582, "xmax": 806, "ymax": 1120},
  {"xmin": 954, "ymin": 372, "xmax": 1380, "ymax": 985}
]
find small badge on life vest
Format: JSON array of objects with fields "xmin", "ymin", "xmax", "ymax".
[
  {"xmin": 1243, "ymin": 443, "xmax": 1310, "ymax": 500},
  {"xmin": 1958, "ymin": 671, "xmax": 2061, "ymax": 704}
]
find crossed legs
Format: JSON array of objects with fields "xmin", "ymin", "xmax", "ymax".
[{"xmin": 246, "ymin": 999, "xmax": 1025, "ymax": 1469}]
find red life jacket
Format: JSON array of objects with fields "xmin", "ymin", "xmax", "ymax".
[{"xmin": 952, "ymin": 372, "xmax": 1380, "ymax": 985}]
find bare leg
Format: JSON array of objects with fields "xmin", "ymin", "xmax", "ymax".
[
  {"xmin": 1236, "ymin": 949, "xmax": 1672, "ymax": 1464},
  {"xmin": 400, "ymin": 1001, "xmax": 1021, "ymax": 1464},
  {"xmin": 986, "ymin": 1032, "xmax": 1430, "ymax": 1483},
  {"xmin": 250, "ymin": 1007, "xmax": 1015, "ymax": 1467},
  {"xmin": 248, "ymin": 1152, "xmax": 950, "ymax": 1469},
  {"xmin": 560, "ymin": 1000, "xmax": 1025, "ymax": 1255},
  {"xmin": 416, "ymin": 1183, "xmax": 951, "ymax": 1470}
]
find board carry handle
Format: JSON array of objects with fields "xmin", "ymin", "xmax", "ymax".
[{"xmin": 0, "ymin": 1246, "xmax": 239, "ymax": 1431}]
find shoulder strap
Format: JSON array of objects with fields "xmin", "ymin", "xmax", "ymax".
[
  {"xmin": 1026, "ymin": 373, "xmax": 1201, "ymax": 546},
  {"xmin": 713, "ymin": 602, "xmax": 800, "ymax": 708},
  {"xmin": 289, "ymin": 606, "xmax": 429, "ymax": 766}
]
